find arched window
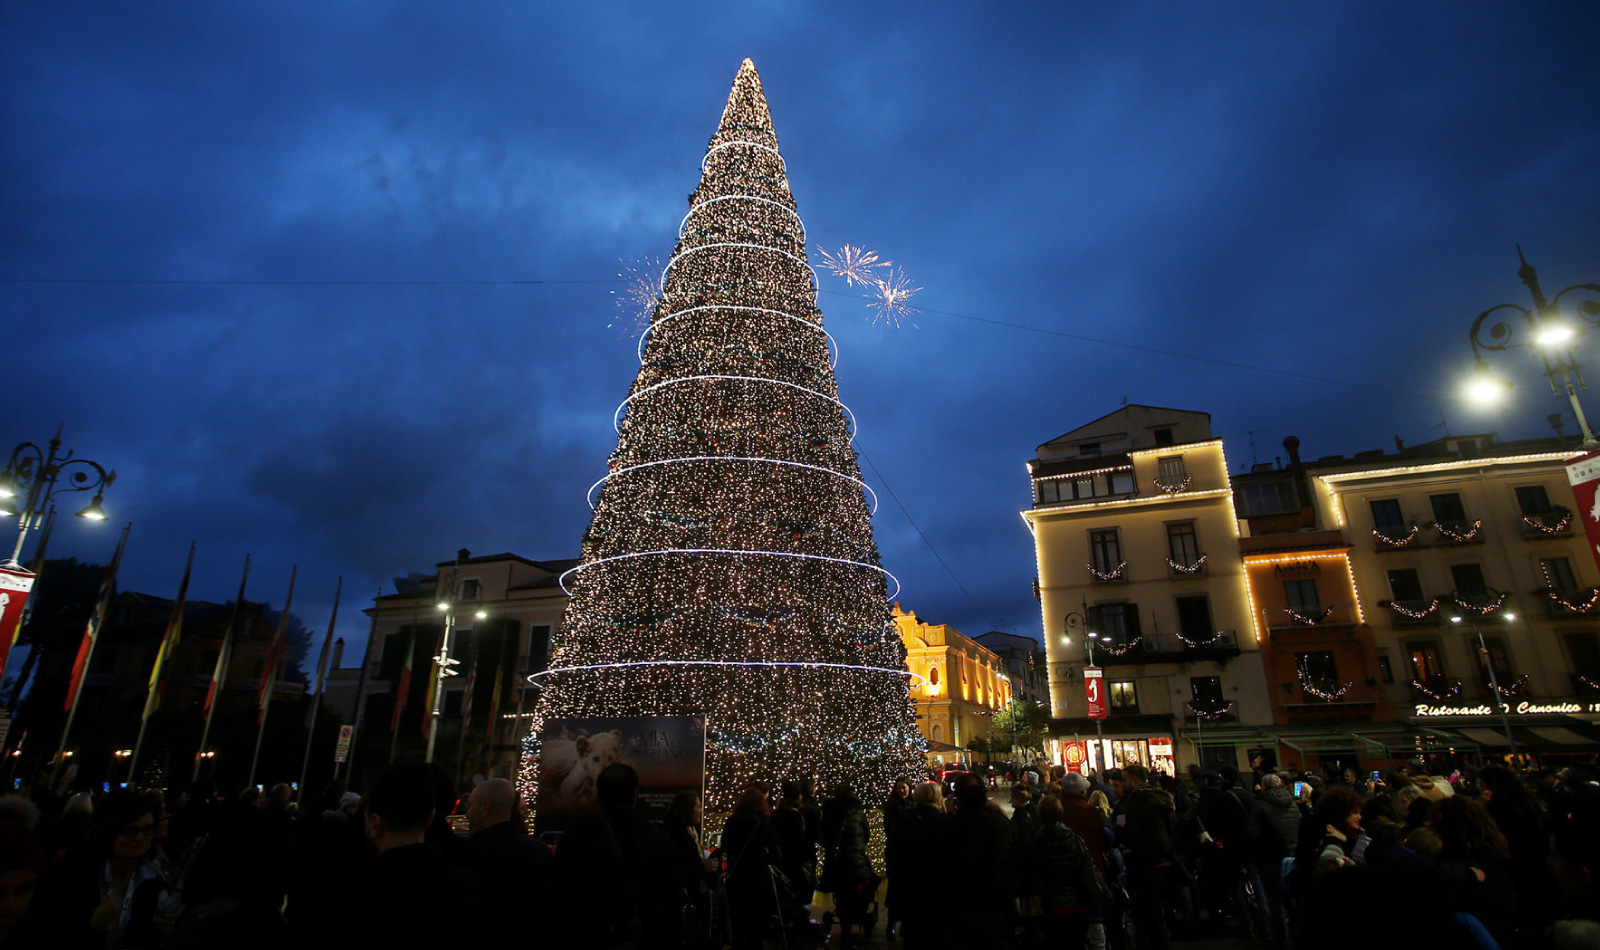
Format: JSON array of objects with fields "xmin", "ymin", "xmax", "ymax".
[
  {"xmin": 931, "ymin": 723, "xmax": 942, "ymax": 743},
  {"xmin": 929, "ymin": 666, "xmax": 940, "ymax": 687}
]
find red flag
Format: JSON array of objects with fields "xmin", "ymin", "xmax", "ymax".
[
  {"xmin": 390, "ymin": 627, "xmax": 415, "ymax": 733},
  {"xmin": 256, "ymin": 567, "xmax": 297, "ymax": 724},
  {"xmin": 62, "ymin": 524, "xmax": 131, "ymax": 712},
  {"xmin": 141, "ymin": 544, "xmax": 196, "ymax": 723},
  {"xmin": 203, "ymin": 556, "xmax": 252, "ymax": 718}
]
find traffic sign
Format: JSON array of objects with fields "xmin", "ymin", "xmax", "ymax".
[{"xmin": 333, "ymin": 724, "xmax": 354, "ymax": 763}]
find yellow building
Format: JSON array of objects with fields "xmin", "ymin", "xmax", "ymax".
[
  {"xmin": 893, "ymin": 604, "xmax": 1012, "ymax": 763},
  {"xmin": 1023, "ymin": 406, "xmax": 1273, "ymax": 775}
]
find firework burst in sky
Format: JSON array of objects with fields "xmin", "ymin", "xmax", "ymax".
[
  {"xmin": 870, "ymin": 267, "xmax": 921, "ymax": 327},
  {"xmin": 608, "ymin": 257, "xmax": 662, "ymax": 332},
  {"xmin": 817, "ymin": 244, "xmax": 888, "ymax": 288}
]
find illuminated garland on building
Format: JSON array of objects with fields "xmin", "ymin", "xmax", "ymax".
[
  {"xmin": 1167, "ymin": 554, "xmax": 1207, "ymax": 575},
  {"xmin": 1488, "ymin": 674, "xmax": 1530, "ymax": 698},
  {"xmin": 1153, "ymin": 473, "xmax": 1193, "ymax": 494},
  {"xmin": 1296, "ymin": 655, "xmax": 1354, "ymax": 701},
  {"xmin": 1548, "ymin": 587, "xmax": 1600, "ymax": 613},
  {"xmin": 1452, "ymin": 592, "xmax": 1508, "ymax": 615},
  {"xmin": 527, "ymin": 60, "xmax": 922, "ymax": 811},
  {"xmin": 1389, "ymin": 599, "xmax": 1440, "ymax": 619},
  {"xmin": 1435, "ymin": 520, "xmax": 1483, "ymax": 543},
  {"xmin": 1185, "ymin": 700, "xmax": 1236, "ymax": 721},
  {"xmin": 1175, "ymin": 629, "xmax": 1228, "ymax": 647},
  {"xmin": 1522, "ymin": 509, "xmax": 1572, "ymax": 534},
  {"xmin": 1087, "ymin": 561, "xmax": 1127, "ymax": 581},
  {"xmin": 1411, "ymin": 678, "xmax": 1462, "ymax": 700},
  {"xmin": 1372, "ymin": 525, "xmax": 1419, "ymax": 548},
  {"xmin": 1095, "ymin": 636, "xmax": 1144, "ymax": 656},
  {"xmin": 1580, "ymin": 674, "xmax": 1600, "ymax": 691},
  {"xmin": 1287, "ymin": 605, "xmax": 1333, "ymax": 625}
]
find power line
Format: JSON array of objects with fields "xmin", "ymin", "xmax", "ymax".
[{"xmin": 855, "ymin": 444, "xmax": 984, "ymax": 617}]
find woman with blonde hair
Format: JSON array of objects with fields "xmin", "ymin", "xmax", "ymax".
[{"xmin": 1087, "ymin": 789, "xmax": 1113, "ymax": 821}]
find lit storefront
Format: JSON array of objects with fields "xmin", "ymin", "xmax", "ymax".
[{"xmin": 1051, "ymin": 714, "xmax": 1178, "ymax": 776}]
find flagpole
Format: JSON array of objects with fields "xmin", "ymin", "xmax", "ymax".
[
  {"xmin": 52, "ymin": 522, "xmax": 131, "ymax": 783},
  {"xmin": 389, "ymin": 607, "xmax": 418, "ymax": 766},
  {"xmin": 298, "ymin": 577, "xmax": 341, "ymax": 799},
  {"xmin": 342, "ymin": 590, "xmax": 381, "ymax": 783},
  {"xmin": 193, "ymin": 555, "xmax": 251, "ymax": 782},
  {"xmin": 247, "ymin": 566, "xmax": 296, "ymax": 789},
  {"xmin": 129, "ymin": 542, "xmax": 196, "ymax": 787}
]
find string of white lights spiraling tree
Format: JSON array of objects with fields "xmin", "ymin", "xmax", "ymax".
[{"xmin": 525, "ymin": 60, "xmax": 924, "ymax": 810}]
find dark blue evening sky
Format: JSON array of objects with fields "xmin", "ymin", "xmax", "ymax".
[{"xmin": 3, "ymin": 2, "xmax": 1597, "ymax": 663}]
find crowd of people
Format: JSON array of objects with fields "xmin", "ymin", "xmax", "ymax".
[{"xmin": 0, "ymin": 754, "xmax": 1592, "ymax": 950}]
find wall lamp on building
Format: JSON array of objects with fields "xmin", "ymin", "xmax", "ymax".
[
  {"xmin": 0, "ymin": 425, "xmax": 116, "ymax": 566},
  {"xmin": 1464, "ymin": 248, "xmax": 1600, "ymax": 448}
]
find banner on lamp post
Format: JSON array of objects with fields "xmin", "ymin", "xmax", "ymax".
[
  {"xmin": 1085, "ymin": 666, "xmax": 1107, "ymax": 720},
  {"xmin": 1565, "ymin": 449, "xmax": 1600, "ymax": 575},
  {"xmin": 0, "ymin": 567, "xmax": 37, "ymax": 673}
]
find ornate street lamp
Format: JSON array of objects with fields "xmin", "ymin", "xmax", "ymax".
[
  {"xmin": 0, "ymin": 425, "xmax": 116, "ymax": 566},
  {"xmin": 1465, "ymin": 248, "xmax": 1600, "ymax": 448},
  {"xmin": 1062, "ymin": 597, "xmax": 1105, "ymax": 766}
]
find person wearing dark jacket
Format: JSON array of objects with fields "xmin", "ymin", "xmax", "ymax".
[
  {"xmin": 464, "ymin": 778, "xmax": 552, "ymax": 944},
  {"xmin": 888, "ymin": 782, "xmax": 948, "ymax": 950},
  {"xmin": 722, "ymin": 785, "xmax": 783, "ymax": 950},
  {"xmin": 880, "ymin": 779, "xmax": 911, "ymax": 938},
  {"xmin": 1112, "ymin": 765, "xmax": 1176, "ymax": 950},
  {"xmin": 553, "ymin": 763, "xmax": 675, "ymax": 950},
  {"xmin": 1032, "ymin": 794, "xmax": 1100, "ymax": 950},
  {"xmin": 821, "ymin": 785, "xmax": 874, "ymax": 949},
  {"xmin": 772, "ymin": 782, "xmax": 813, "ymax": 910},
  {"xmin": 944, "ymin": 773, "xmax": 1013, "ymax": 950},
  {"xmin": 1248, "ymin": 774, "xmax": 1301, "ymax": 945},
  {"xmin": 1009, "ymin": 783, "xmax": 1042, "ymax": 902}
]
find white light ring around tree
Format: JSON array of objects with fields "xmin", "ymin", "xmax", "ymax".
[
  {"xmin": 661, "ymin": 242, "xmax": 819, "ymax": 295},
  {"xmin": 677, "ymin": 195, "xmax": 806, "ymax": 246},
  {"xmin": 612, "ymin": 374, "xmax": 856, "ymax": 441},
  {"xmin": 527, "ymin": 658, "xmax": 925, "ymax": 689},
  {"xmin": 559, "ymin": 548, "xmax": 900, "ymax": 600},
  {"xmin": 638, "ymin": 305, "xmax": 837, "ymax": 369},
  {"xmin": 701, "ymin": 140, "xmax": 786, "ymax": 174},
  {"xmin": 586, "ymin": 455, "xmax": 878, "ymax": 514}
]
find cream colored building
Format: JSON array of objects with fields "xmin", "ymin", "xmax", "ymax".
[
  {"xmin": 1307, "ymin": 436, "xmax": 1600, "ymax": 759},
  {"xmin": 1023, "ymin": 406, "xmax": 1273, "ymax": 775},
  {"xmin": 348, "ymin": 549, "xmax": 574, "ymax": 786},
  {"xmin": 893, "ymin": 604, "xmax": 1012, "ymax": 763}
]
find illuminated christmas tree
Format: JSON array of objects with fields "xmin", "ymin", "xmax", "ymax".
[{"xmin": 531, "ymin": 60, "xmax": 921, "ymax": 809}]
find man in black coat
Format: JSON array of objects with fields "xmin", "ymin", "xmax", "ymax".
[
  {"xmin": 465, "ymin": 778, "xmax": 552, "ymax": 942},
  {"xmin": 944, "ymin": 772, "xmax": 1013, "ymax": 950}
]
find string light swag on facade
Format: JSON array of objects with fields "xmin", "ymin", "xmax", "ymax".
[
  {"xmin": 1296, "ymin": 656, "xmax": 1353, "ymax": 701},
  {"xmin": 1153, "ymin": 473, "xmax": 1193, "ymax": 494},
  {"xmin": 1087, "ymin": 561, "xmax": 1127, "ymax": 581},
  {"xmin": 1522, "ymin": 509, "xmax": 1573, "ymax": 534},
  {"xmin": 1175, "ymin": 629, "xmax": 1228, "ymax": 648},
  {"xmin": 1452, "ymin": 592, "xmax": 1509, "ymax": 615},
  {"xmin": 1389, "ymin": 598, "xmax": 1441, "ymax": 619},
  {"xmin": 1579, "ymin": 674, "xmax": 1600, "ymax": 691},
  {"xmin": 1372, "ymin": 525, "xmax": 1420, "ymax": 548},
  {"xmin": 1185, "ymin": 700, "xmax": 1235, "ymax": 721},
  {"xmin": 1436, "ymin": 520, "xmax": 1484, "ymax": 543},
  {"xmin": 1548, "ymin": 587, "xmax": 1600, "ymax": 613},
  {"xmin": 1167, "ymin": 555, "xmax": 1207, "ymax": 576},
  {"xmin": 1096, "ymin": 636, "xmax": 1143, "ymax": 656},
  {"xmin": 1412, "ymin": 678, "xmax": 1462, "ymax": 701},
  {"xmin": 1287, "ymin": 605, "xmax": 1334, "ymax": 626},
  {"xmin": 1489, "ymin": 674, "xmax": 1531, "ymax": 698}
]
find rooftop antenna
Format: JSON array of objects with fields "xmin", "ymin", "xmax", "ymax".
[{"xmin": 1249, "ymin": 430, "xmax": 1258, "ymax": 470}]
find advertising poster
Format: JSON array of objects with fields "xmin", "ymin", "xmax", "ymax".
[
  {"xmin": 1084, "ymin": 666, "xmax": 1107, "ymax": 719},
  {"xmin": 536, "ymin": 715, "xmax": 705, "ymax": 835},
  {"xmin": 1061, "ymin": 740, "xmax": 1087, "ymax": 773},
  {"xmin": 1566, "ymin": 449, "xmax": 1600, "ymax": 575},
  {"xmin": 0, "ymin": 567, "xmax": 36, "ymax": 672}
]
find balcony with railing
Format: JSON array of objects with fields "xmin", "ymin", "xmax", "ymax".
[
  {"xmin": 1093, "ymin": 630, "xmax": 1241, "ymax": 667},
  {"xmin": 1519, "ymin": 508, "xmax": 1574, "ymax": 539},
  {"xmin": 1165, "ymin": 554, "xmax": 1209, "ymax": 579},
  {"xmin": 1545, "ymin": 588, "xmax": 1600, "ymax": 619},
  {"xmin": 1379, "ymin": 598, "xmax": 1445, "ymax": 627},
  {"xmin": 1280, "ymin": 679, "xmax": 1380, "ymax": 719},
  {"xmin": 1263, "ymin": 603, "xmax": 1360, "ymax": 641},
  {"xmin": 1434, "ymin": 520, "xmax": 1485, "ymax": 546}
]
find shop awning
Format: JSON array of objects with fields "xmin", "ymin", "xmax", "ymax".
[
  {"xmin": 1411, "ymin": 721, "xmax": 1600, "ymax": 751},
  {"xmin": 1174, "ymin": 723, "xmax": 1476, "ymax": 757}
]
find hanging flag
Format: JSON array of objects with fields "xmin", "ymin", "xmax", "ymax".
[
  {"xmin": 459, "ymin": 636, "xmax": 478, "ymax": 736},
  {"xmin": 256, "ymin": 567, "xmax": 297, "ymax": 724},
  {"xmin": 420, "ymin": 639, "xmax": 442, "ymax": 737},
  {"xmin": 202, "ymin": 556, "xmax": 252, "ymax": 718},
  {"xmin": 0, "ymin": 567, "xmax": 38, "ymax": 676},
  {"xmin": 389, "ymin": 627, "xmax": 415, "ymax": 733},
  {"xmin": 141, "ymin": 543, "xmax": 197, "ymax": 723},
  {"xmin": 62, "ymin": 524, "xmax": 131, "ymax": 712}
]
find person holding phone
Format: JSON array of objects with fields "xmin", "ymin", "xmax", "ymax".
[{"xmin": 1249, "ymin": 774, "xmax": 1305, "ymax": 946}]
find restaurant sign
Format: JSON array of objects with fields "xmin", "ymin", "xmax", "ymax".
[{"xmin": 1412, "ymin": 699, "xmax": 1600, "ymax": 718}]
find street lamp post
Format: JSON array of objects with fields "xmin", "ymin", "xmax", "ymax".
[
  {"xmin": 1062, "ymin": 597, "xmax": 1105, "ymax": 770},
  {"xmin": 1465, "ymin": 249, "xmax": 1600, "ymax": 448},
  {"xmin": 1448, "ymin": 592, "xmax": 1520, "ymax": 761},
  {"xmin": 0, "ymin": 425, "xmax": 116, "ymax": 566}
]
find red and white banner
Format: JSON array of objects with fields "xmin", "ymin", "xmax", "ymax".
[
  {"xmin": 1565, "ymin": 449, "xmax": 1600, "ymax": 576},
  {"xmin": 0, "ymin": 566, "xmax": 38, "ymax": 674},
  {"xmin": 1084, "ymin": 666, "xmax": 1107, "ymax": 720},
  {"xmin": 1062, "ymin": 740, "xmax": 1087, "ymax": 773}
]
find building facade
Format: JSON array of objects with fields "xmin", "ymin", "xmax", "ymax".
[
  {"xmin": 893, "ymin": 604, "xmax": 1011, "ymax": 764},
  {"xmin": 973, "ymin": 630, "xmax": 1048, "ymax": 707},
  {"xmin": 348, "ymin": 549, "xmax": 573, "ymax": 787},
  {"xmin": 1024, "ymin": 406, "xmax": 1272, "ymax": 775}
]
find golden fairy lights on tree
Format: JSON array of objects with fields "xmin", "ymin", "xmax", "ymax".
[{"xmin": 528, "ymin": 59, "xmax": 922, "ymax": 809}]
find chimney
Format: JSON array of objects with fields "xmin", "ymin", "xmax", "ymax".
[
  {"xmin": 1282, "ymin": 436, "xmax": 1302, "ymax": 468},
  {"xmin": 331, "ymin": 637, "xmax": 344, "ymax": 669},
  {"xmin": 457, "ymin": 548, "xmax": 472, "ymax": 562}
]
